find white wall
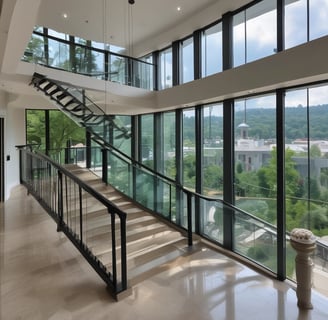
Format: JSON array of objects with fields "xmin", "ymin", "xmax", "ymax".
[{"xmin": 4, "ymin": 103, "xmax": 25, "ymax": 199}]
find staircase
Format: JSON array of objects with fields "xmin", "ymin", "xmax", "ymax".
[
  {"xmin": 64, "ymin": 164, "xmax": 196, "ymax": 288},
  {"xmin": 30, "ymin": 72, "xmax": 131, "ymax": 144},
  {"xmin": 29, "ymin": 72, "xmax": 198, "ymax": 296}
]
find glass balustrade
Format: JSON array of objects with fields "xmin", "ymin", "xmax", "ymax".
[{"xmin": 23, "ymin": 30, "xmax": 155, "ymax": 90}]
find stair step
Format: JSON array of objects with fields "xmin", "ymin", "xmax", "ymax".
[
  {"xmin": 57, "ymin": 162, "xmax": 193, "ymax": 290},
  {"xmin": 85, "ymin": 213, "xmax": 156, "ymax": 235},
  {"xmin": 88, "ymin": 226, "xmax": 173, "ymax": 256},
  {"xmin": 98, "ymin": 231, "xmax": 185, "ymax": 264},
  {"xmin": 128, "ymin": 244, "xmax": 198, "ymax": 286},
  {"xmin": 104, "ymin": 237, "xmax": 189, "ymax": 286}
]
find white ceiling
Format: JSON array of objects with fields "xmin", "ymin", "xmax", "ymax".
[
  {"xmin": 0, "ymin": 0, "xmax": 251, "ymax": 113},
  {"xmin": 36, "ymin": 0, "xmax": 250, "ymax": 56}
]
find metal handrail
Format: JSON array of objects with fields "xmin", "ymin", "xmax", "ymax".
[
  {"xmin": 23, "ymin": 30, "xmax": 156, "ymax": 90},
  {"xmin": 17, "ymin": 145, "xmax": 128, "ymax": 298}
]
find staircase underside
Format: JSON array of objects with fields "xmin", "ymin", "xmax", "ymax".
[{"xmin": 64, "ymin": 164, "xmax": 199, "ymax": 289}]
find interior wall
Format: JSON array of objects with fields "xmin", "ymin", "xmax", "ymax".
[
  {"xmin": 5, "ymin": 105, "xmax": 25, "ymax": 199},
  {"xmin": 0, "ymin": 90, "xmax": 7, "ymax": 200}
]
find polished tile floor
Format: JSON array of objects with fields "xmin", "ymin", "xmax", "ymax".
[{"xmin": 1, "ymin": 185, "xmax": 328, "ymax": 320}]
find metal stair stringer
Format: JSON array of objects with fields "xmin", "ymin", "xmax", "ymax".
[{"xmin": 30, "ymin": 72, "xmax": 131, "ymax": 145}]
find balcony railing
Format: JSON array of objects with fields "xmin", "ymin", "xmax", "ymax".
[
  {"xmin": 22, "ymin": 30, "xmax": 155, "ymax": 90},
  {"xmin": 21, "ymin": 143, "xmax": 328, "ymax": 297},
  {"xmin": 50, "ymin": 145, "xmax": 285, "ymax": 273}
]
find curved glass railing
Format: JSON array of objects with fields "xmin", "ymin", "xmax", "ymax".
[
  {"xmin": 49, "ymin": 144, "xmax": 283, "ymax": 273},
  {"xmin": 30, "ymin": 143, "xmax": 328, "ymax": 295},
  {"xmin": 22, "ymin": 30, "xmax": 155, "ymax": 90}
]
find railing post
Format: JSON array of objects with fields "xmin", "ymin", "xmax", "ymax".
[
  {"xmin": 57, "ymin": 171, "xmax": 63, "ymax": 232},
  {"xmin": 120, "ymin": 213, "xmax": 128, "ymax": 291},
  {"xmin": 79, "ymin": 186, "xmax": 83, "ymax": 243},
  {"xmin": 187, "ymin": 192, "xmax": 193, "ymax": 247},
  {"xmin": 18, "ymin": 148, "xmax": 23, "ymax": 184},
  {"xmin": 102, "ymin": 148, "xmax": 108, "ymax": 184},
  {"xmin": 111, "ymin": 213, "xmax": 117, "ymax": 289}
]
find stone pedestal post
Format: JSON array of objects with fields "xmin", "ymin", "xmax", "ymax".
[{"xmin": 290, "ymin": 228, "xmax": 316, "ymax": 309}]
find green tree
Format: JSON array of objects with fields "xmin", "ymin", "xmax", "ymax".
[
  {"xmin": 49, "ymin": 110, "xmax": 85, "ymax": 150},
  {"xmin": 24, "ymin": 34, "xmax": 45, "ymax": 63},
  {"xmin": 26, "ymin": 110, "xmax": 46, "ymax": 149},
  {"xmin": 26, "ymin": 110, "xmax": 85, "ymax": 152},
  {"xmin": 310, "ymin": 144, "xmax": 321, "ymax": 157},
  {"xmin": 203, "ymin": 164, "xmax": 223, "ymax": 191},
  {"xmin": 257, "ymin": 148, "xmax": 301, "ymax": 199}
]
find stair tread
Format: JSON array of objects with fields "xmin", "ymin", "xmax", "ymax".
[
  {"xmin": 96, "ymin": 231, "xmax": 186, "ymax": 266},
  {"xmin": 43, "ymin": 161, "xmax": 193, "ymax": 291},
  {"xmin": 85, "ymin": 214, "xmax": 157, "ymax": 234}
]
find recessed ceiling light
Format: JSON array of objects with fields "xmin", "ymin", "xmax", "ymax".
[
  {"xmin": 62, "ymin": 13, "xmax": 69, "ymax": 19},
  {"xmin": 177, "ymin": 6, "xmax": 181, "ymax": 11}
]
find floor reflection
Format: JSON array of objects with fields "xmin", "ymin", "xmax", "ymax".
[{"xmin": 1, "ymin": 186, "xmax": 328, "ymax": 320}]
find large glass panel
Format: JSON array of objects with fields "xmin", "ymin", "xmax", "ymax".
[
  {"xmin": 285, "ymin": 85, "xmax": 328, "ymax": 284},
  {"xmin": 113, "ymin": 115, "xmax": 131, "ymax": 157},
  {"xmin": 246, "ymin": 0, "xmax": 277, "ymax": 63},
  {"xmin": 183, "ymin": 109, "xmax": 196, "ymax": 190},
  {"xmin": 203, "ymin": 104, "xmax": 224, "ymax": 197},
  {"xmin": 201, "ymin": 199, "xmax": 224, "ymax": 244},
  {"xmin": 233, "ymin": 0, "xmax": 277, "ymax": 66},
  {"xmin": 284, "ymin": 0, "xmax": 307, "ymax": 49},
  {"xmin": 137, "ymin": 54, "xmax": 154, "ymax": 90},
  {"xmin": 285, "ymin": 0, "xmax": 328, "ymax": 49},
  {"xmin": 135, "ymin": 168, "xmax": 155, "ymax": 210},
  {"xmin": 47, "ymin": 38, "xmax": 70, "ymax": 70},
  {"xmin": 309, "ymin": 0, "xmax": 328, "ymax": 40},
  {"xmin": 109, "ymin": 54, "xmax": 126, "ymax": 84},
  {"xmin": 181, "ymin": 37, "xmax": 194, "ymax": 84},
  {"xmin": 72, "ymin": 38, "xmax": 102, "ymax": 77},
  {"xmin": 159, "ymin": 47, "xmax": 173, "ymax": 89},
  {"xmin": 233, "ymin": 11, "xmax": 246, "ymax": 67},
  {"xmin": 140, "ymin": 114, "xmax": 154, "ymax": 169},
  {"xmin": 163, "ymin": 112, "xmax": 176, "ymax": 179},
  {"xmin": 108, "ymin": 153, "xmax": 132, "ymax": 196},
  {"xmin": 23, "ymin": 33, "xmax": 45, "ymax": 64},
  {"xmin": 202, "ymin": 23, "xmax": 223, "ymax": 77},
  {"xmin": 48, "ymin": 29, "xmax": 69, "ymax": 41},
  {"xmin": 234, "ymin": 94, "xmax": 277, "ymax": 272},
  {"xmin": 49, "ymin": 110, "xmax": 85, "ymax": 150},
  {"xmin": 26, "ymin": 110, "xmax": 46, "ymax": 151}
]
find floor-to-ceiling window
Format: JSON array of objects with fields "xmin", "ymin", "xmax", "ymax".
[
  {"xmin": 285, "ymin": 84, "xmax": 328, "ymax": 278},
  {"xmin": 140, "ymin": 114, "xmax": 154, "ymax": 169},
  {"xmin": 233, "ymin": 0, "xmax": 277, "ymax": 67},
  {"xmin": 163, "ymin": 112, "xmax": 176, "ymax": 179},
  {"xmin": 47, "ymin": 29, "xmax": 71, "ymax": 70},
  {"xmin": 284, "ymin": 0, "xmax": 308, "ymax": 49},
  {"xmin": 202, "ymin": 103, "xmax": 224, "ymax": 196},
  {"xmin": 285, "ymin": 0, "xmax": 328, "ymax": 49},
  {"xmin": 183, "ymin": 108, "xmax": 196, "ymax": 190},
  {"xmin": 112, "ymin": 115, "xmax": 131, "ymax": 157},
  {"xmin": 136, "ymin": 114, "xmax": 155, "ymax": 209},
  {"xmin": 26, "ymin": 109, "xmax": 85, "ymax": 161},
  {"xmin": 159, "ymin": 47, "xmax": 173, "ymax": 90},
  {"xmin": 26, "ymin": 110, "xmax": 47, "ymax": 150},
  {"xmin": 181, "ymin": 37, "xmax": 194, "ymax": 84},
  {"xmin": 202, "ymin": 22, "xmax": 223, "ymax": 77},
  {"xmin": 201, "ymin": 103, "xmax": 224, "ymax": 243},
  {"xmin": 233, "ymin": 94, "xmax": 277, "ymax": 272}
]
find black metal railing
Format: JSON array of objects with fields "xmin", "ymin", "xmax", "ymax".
[
  {"xmin": 17, "ymin": 145, "xmax": 128, "ymax": 299},
  {"xmin": 22, "ymin": 29, "xmax": 155, "ymax": 90},
  {"xmin": 50, "ymin": 144, "xmax": 283, "ymax": 274},
  {"xmin": 21, "ymin": 143, "xmax": 328, "ymax": 284}
]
